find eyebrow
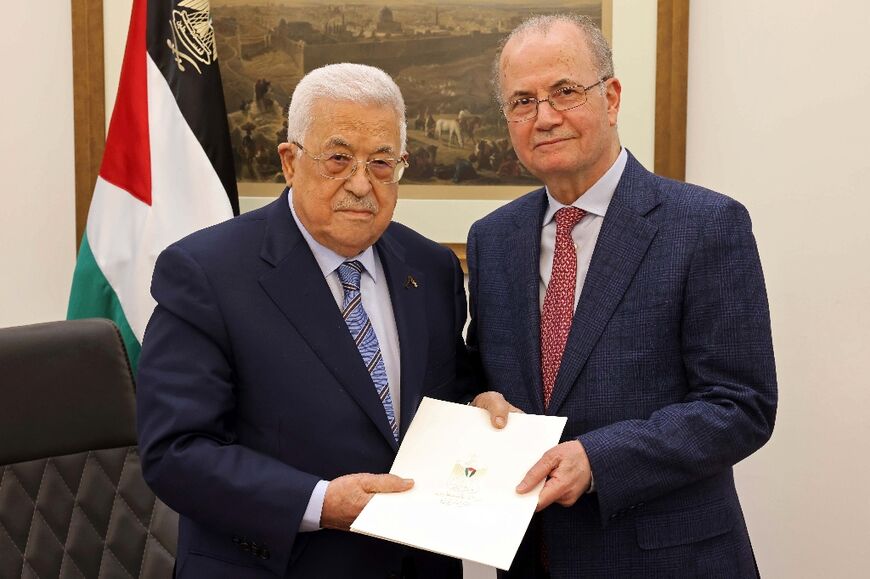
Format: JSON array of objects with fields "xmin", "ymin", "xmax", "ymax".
[
  {"xmin": 372, "ymin": 145, "xmax": 396, "ymax": 155},
  {"xmin": 322, "ymin": 137, "xmax": 396, "ymax": 156},
  {"xmin": 323, "ymin": 137, "xmax": 352, "ymax": 149},
  {"xmin": 506, "ymin": 78, "xmax": 580, "ymax": 100}
]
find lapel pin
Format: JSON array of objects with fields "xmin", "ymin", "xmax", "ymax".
[{"xmin": 404, "ymin": 275, "xmax": 419, "ymax": 289}]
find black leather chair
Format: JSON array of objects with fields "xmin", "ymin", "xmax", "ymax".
[{"xmin": 0, "ymin": 319, "xmax": 178, "ymax": 578}]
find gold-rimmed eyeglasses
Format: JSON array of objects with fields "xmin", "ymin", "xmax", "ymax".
[
  {"xmin": 293, "ymin": 142, "xmax": 409, "ymax": 184},
  {"xmin": 501, "ymin": 78, "xmax": 611, "ymax": 123}
]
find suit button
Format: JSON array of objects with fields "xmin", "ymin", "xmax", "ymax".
[
  {"xmin": 231, "ymin": 536, "xmax": 241, "ymax": 544},
  {"xmin": 240, "ymin": 541, "xmax": 251, "ymax": 552},
  {"xmin": 609, "ymin": 513, "xmax": 617, "ymax": 520},
  {"xmin": 259, "ymin": 549, "xmax": 270, "ymax": 560}
]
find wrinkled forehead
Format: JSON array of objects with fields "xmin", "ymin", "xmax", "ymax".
[
  {"xmin": 499, "ymin": 24, "xmax": 595, "ymax": 86},
  {"xmin": 307, "ymin": 100, "xmax": 402, "ymax": 153}
]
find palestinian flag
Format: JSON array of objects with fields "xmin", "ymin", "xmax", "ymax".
[{"xmin": 68, "ymin": 0, "xmax": 239, "ymax": 371}]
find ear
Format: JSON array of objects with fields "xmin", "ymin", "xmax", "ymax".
[
  {"xmin": 605, "ymin": 77, "xmax": 622, "ymax": 127},
  {"xmin": 277, "ymin": 142, "xmax": 297, "ymax": 186}
]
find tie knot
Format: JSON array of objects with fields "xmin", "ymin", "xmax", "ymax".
[
  {"xmin": 337, "ymin": 260, "xmax": 364, "ymax": 289},
  {"xmin": 554, "ymin": 206, "xmax": 586, "ymax": 231}
]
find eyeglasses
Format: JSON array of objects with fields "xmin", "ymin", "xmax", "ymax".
[
  {"xmin": 293, "ymin": 142, "xmax": 409, "ymax": 184},
  {"xmin": 501, "ymin": 78, "xmax": 610, "ymax": 123}
]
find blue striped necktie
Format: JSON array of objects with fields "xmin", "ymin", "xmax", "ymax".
[{"xmin": 336, "ymin": 260, "xmax": 399, "ymax": 441}]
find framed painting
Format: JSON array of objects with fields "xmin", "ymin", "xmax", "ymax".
[
  {"xmin": 210, "ymin": 0, "xmax": 609, "ymax": 200},
  {"xmin": 72, "ymin": 0, "xmax": 687, "ymax": 254}
]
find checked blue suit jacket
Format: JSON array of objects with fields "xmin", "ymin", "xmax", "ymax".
[
  {"xmin": 467, "ymin": 153, "xmax": 777, "ymax": 578},
  {"xmin": 137, "ymin": 189, "xmax": 470, "ymax": 578}
]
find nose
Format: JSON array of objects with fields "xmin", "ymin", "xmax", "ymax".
[
  {"xmin": 533, "ymin": 99, "xmax": 563, "ymax": 130},
  {"xmin": 344, "ymin": 161, "xmax": 373, "ymax": 197}
]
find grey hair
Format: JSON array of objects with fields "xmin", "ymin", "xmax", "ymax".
[
  {"xmin": 286, "ymin": 63, "xmax": 407, "ymax": 151},
  {"xmin": 492, "ymin": 14, "xmax": 614, "ymax": 103}
]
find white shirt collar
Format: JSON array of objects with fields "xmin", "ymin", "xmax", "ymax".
[
  {"xmin": 288, "ymin": 188, "xmax": 378, "ymax": 282},
  {"xmin": 542, "ymin": 148, "xmax": 628, "ymax": 226}
]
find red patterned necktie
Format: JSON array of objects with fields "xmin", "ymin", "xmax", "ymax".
[{"xmin": 541, "ymin": 206, "xmax": 586, "ymax": 409}]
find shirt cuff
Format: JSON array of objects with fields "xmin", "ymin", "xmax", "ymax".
[
  {"xmin": 299, "ymin": 479, "xmax": 329, "ymax": 532},
  {"xmin": 587, "ymin": 472, "xmax": 596, "ymax": 494}
]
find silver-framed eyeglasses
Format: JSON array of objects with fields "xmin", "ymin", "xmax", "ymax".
[
  {"xmin": 502, "ymin": 78, "xmax": 611, "ymax": 123},
  {"xmin": 294, "ymin": 142, "xmax": 409, "ymax": 184}
]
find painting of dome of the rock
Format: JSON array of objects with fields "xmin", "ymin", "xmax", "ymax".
[{"xmin": 212, "ymin": 1, "xmax": 603, "ymax": 187}]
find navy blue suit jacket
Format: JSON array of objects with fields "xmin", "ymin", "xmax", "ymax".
[
  {"xmin": 137, "ymin": 190, "xmax": 470, "ymax": 578},
  {"xmin": 467, "ymin": 154, "xmax": 777, "ymax": 578}
]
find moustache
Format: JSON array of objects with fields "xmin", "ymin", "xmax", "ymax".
[{"xmin": 333, "ymin": 195, "xmax": 378, "ymax": 213}]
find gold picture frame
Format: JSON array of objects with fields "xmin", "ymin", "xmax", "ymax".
[{"xmin": 71, "ymin": 0, "xmax": 688, "ymax": 253}]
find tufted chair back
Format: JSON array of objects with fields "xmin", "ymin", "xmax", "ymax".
[{"xmin": 0, "ymin": 319, "xmax": 178, "ymax": 578}]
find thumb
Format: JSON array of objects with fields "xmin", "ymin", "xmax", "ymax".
[
  {"xmin": 363, "ymin": 473, "xmax": 414, "ymax": 494},
  {"xmin": 475, "ymin": 392, "xmax": 511, "ymax": 429},
  {"xmin": 516, "ymin": 455, "xmax": 553, "ymax": 493}
]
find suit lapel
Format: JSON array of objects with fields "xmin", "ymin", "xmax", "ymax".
[
  {"xmin": 548, "ymin": 155, "xmax": 661, "ymax": 415},
  {"xmin": 375, "ymin": 230, "xmax": 428, "ymax": 440},
  {"xmin": 258, "ymin": 190, "xmax": 398, "ymax": 449},
  {"xmin": 508, "ymin": 190, "xmax": 549, "ymax": 415}
]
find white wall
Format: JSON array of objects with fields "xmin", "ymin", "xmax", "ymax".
[
  {"xmin": 611, "ymin": 0, "xmax": 657, "ymax": 166},
  {"xmin": 0, "ymin": 3, "xmax": 76, "ymax": 327},
  {"xmin": 104, "ymin": 0, "xmax": 134, "ymax": 128},
  {"xmin": 687, "ymin": 1, "xmax": 870, "ymax": 577}
]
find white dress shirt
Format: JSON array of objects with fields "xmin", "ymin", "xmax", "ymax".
[
  {"xmin": 539, "ymin": 148, "xmax": 628, "ymax": 311},
  {"xmin": 288, "ymin": 190, "xmax": 402, "ymax": 532}
]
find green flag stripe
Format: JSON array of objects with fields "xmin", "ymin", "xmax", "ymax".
[{"xmin": 67, "ymin": 233, "xmax": 142, "ymax": 373}]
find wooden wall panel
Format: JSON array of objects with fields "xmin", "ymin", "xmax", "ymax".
[
  {"xmin": 655, "ymin": 0, "xmax": 690, "ymax": 181},
  {"xmin": 71, "ymin": 0, "xmax": 105, "ymax": 249}
]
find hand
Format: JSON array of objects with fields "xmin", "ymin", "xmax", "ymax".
[
  {"xmin": 471, "ymin": 391, "xmax": 524, "ymax": 429},
  {"xmin": 516, "ymin": 440, "xmax": 591, "ymax": 511},
  {"xmin": 320, "ymin": 473, "xmax": 413, "ymax": 530}
]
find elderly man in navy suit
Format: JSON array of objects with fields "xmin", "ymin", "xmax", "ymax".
[
  {"xmin": 470, "ymin": 15, "xmax": 777, "ymax": 578},
  {"xmin": 137, "ymin": 63, "xmax": 469, "ymax": 578}
]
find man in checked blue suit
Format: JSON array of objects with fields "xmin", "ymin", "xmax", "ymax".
[
  {"xmin": 469, "ymin": 16, "xmax": 777, "ymax": 578},
  {"xmin": 137, "ymin": 64, "xmax": 469, "ymax": 578}
]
